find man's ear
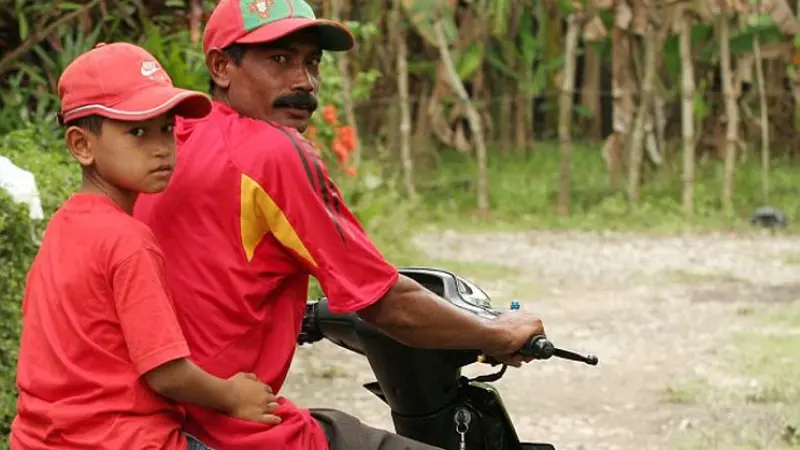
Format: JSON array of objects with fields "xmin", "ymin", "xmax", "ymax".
[
  {"xmin": 65, "ymin": 126, "xmax": 95, "ymax": 167},
  {"xmin": 207, "ymin": 48, "xmax": 232, "ymax": 90}
]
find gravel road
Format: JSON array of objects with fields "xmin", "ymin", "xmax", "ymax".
[{"xmin": 282, "ymin": 230, "xmax": 800, "ymax": 450}]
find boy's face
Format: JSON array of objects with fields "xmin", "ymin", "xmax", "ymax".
[{"xmin": 66, "ymin": 114, "xmax": 177, "ymax": 194}]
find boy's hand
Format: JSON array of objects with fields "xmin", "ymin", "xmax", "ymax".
[{"xmin": 226, "ymin": 372, "xmax": 282, "ymax": 424}]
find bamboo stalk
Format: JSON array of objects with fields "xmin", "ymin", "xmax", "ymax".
[
  {"xmin": 719, "ymin": 11, "xmax": 739, "ymax": 215},
  {"xmin": 391, "ymin": 0, "xmax": 416, "ymax": 198},
  {"xmin": 433, "ymin": 17, "xmax": 489, "ymax": 215},
  {"xmin": 753, "ymin": 21, "xmax": 770, "ymax": 202},
  {"xmin": 627, "ymin": 7, "xmax": 658, "ymax": 207},
  {"xmin": 679, "ymin": 5, "xmax": 696, "ymax": 214},
  {"xmin": 558, "ymin": 13, "xmax": 581, "ymax": 217}
]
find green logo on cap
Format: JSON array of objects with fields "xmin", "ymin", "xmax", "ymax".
[{"xmin": 240, "ymin": 0, "xmax": 316, "ymax": 31}]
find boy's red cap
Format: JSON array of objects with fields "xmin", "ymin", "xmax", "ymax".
[
  {"xmin": 57, "ymin": 42, "xmax": 212, "ymax": 124},
  {"xmin": 203, "ymin": 0, "xmax": 354, "ymax": 54}
]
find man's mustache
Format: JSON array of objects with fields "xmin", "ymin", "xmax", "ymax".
[{"xmin": 273, "ymin": 92, "xmax": 318, "ymax": 111}]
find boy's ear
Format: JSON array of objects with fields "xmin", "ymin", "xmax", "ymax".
[{"xmin": 65, "ymin": 126, "xmax": 95, "ymax": 166}]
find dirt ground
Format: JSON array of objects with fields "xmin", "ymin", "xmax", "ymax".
[{"xmin": 281, "ymin": 229, "xmax": 800, "ymax": 450}]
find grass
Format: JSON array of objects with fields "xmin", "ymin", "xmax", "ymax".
[
  {"xmin": 669, "ymin": 301, "xmax": 800, "ymax": 450},
  {"xmin": 662, "ymin": 378, "xmax": 711, "ymax": 404},
  {"xmin": 662, "ymin": 269, "xmax": 747, "ymax": 284},
  {"xmin": 410, "ymin": 142, "xmax": 800, "ymax": 236},
  {"xmin": 780, "ymin": 253, "xmax": 800, "ymax": 266}
]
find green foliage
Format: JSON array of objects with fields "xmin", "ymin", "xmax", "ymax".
[
  {"xmin": 486, "ymin": 7, "xmax": 558, "ymax": 96},
  {"xmin": 307, "ymin": 20, "xmax": 380, "ymax": 170},
  {"xmin": 0, "ymin": 124, "xmax": 78, "ymax": 439},
  {"xmin": 137, "ymin": 21, "xmax": 209, "ymax": 92},
  {"xmin": 0, "ymin": 192, "xmax": 37, "ymax": 442},
  {"xmin": 399, "ymin": 0, "xmax": 458, "ymax": 47},
  {"xmin": 0, "ymin": 124, "xmax": 81, "ymax": 221}
]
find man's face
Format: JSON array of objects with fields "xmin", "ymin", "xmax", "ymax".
[{"xmin": 214, "ymin": 30, "xmax": 323, "ymax": 132}]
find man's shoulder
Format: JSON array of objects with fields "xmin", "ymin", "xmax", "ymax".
[{"xmin": 228, "ymin": 119, "xmax": 320, "ymax": 181}]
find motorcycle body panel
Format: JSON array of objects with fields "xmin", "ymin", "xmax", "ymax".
[{"xmin": 304, "ymin": 267, "xmax": 566, "ymax": 450}]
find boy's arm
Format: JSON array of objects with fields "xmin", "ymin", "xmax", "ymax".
[
  {"xmin": 143, "ymin": 359, "xmax": 279, "ymax": 423},
  {"xmin": 112, "ymin": 246, "xmax": 279, "ymax": 424}
]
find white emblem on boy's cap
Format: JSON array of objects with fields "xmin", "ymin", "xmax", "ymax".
[{"xmin": 140, "ymin": 61, "xmax": 160, "ymax": 77}]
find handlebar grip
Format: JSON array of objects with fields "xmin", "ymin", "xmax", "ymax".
[{"xmin": 519, "ymin": 335, "xmax": 555, "ymax": 359}]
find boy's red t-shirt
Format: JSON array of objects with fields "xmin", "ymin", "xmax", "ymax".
[{"xmin": 11, "ymin": 194, "xmax": 191, "ymax": 450}]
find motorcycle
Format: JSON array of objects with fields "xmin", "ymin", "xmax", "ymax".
[{"xmin": 297, "ymin": 267, "xmax": 599, "ymax": 450}]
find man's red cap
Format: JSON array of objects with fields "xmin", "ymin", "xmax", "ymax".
[
  {"xmin": 203, "ymin": 0, "xmax": 355, "ymax": 54},
  {"xmin": 57, "ymin": 42, "xmax": 212, "ymax": 124}
]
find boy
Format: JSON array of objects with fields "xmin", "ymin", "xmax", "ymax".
[{"xmin": 9, "ymin": 42, "xmax": 281, "ymax": 450}]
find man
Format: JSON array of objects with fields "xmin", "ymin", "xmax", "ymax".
[{"xmin": 133, "ymin": 1, "xmax": 546, "ymax": 449}]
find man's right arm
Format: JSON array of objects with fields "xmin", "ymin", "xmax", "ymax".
[
  {"xmin": 356, "ymin": 274, "xmax": 545, "ymax": 364},
  {"xmin": 240, "ymin": 127, "xmax": 544, "ymax": 364}
]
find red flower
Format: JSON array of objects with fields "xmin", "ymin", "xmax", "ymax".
[
  {"xmin": 305, "ymin": 125, "xmax": 317, "ymax": 141},
  {"xmin": 322, "ymin": 105, "xmax": 338, "ymax": 125},
  {"xmin": 336, "ymin": 126, "xmax": 357, "ymax": 152}
]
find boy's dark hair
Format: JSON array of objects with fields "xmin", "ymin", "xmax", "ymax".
[
  {"xmin": 64, "ymin": 115, "xmax": 104, "ymax": 134},
  {"xmin": 209, "ymin": 44, "xmax": 248, "ymax": 94}
]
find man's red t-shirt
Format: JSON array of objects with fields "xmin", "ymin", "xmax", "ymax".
[
  {"xmin": 133, "ymin": 101, "xmax": 399, "ymax": 450},
  {"xmin": 11, "ymin": 194, "xmax": 191, "ymax": 450}
]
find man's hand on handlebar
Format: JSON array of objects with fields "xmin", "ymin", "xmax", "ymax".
[{"xmin": 482, "ymin": 311, "xmax": 546, "ymax": 368}]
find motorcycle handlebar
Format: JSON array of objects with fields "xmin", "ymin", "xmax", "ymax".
[
  {"xmin": 519, "ymin": 335, "xmax": 599, "ymax": 365},
  {"xmin": 300, "ymin": 300, "xmax": 599, "ymax": 366}
]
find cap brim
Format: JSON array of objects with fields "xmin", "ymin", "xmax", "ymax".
[
  {"xmin": 235, "ymin": 17, "xmax": 354, "ymax": 51},
  {"xmin": 64, "ymin": 86, "xmax": 212, "ymax": 123}
]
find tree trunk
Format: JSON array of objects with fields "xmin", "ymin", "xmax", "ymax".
[
  {"xmin": 627, "ymin": 11, "xmax": 657, "ymax": 207},
  {"xmin": 679, "ymin": 6, "xmax": 696, "ymax": 214},
  {"xmin": 391, "ymin": 0, "xmax": 416, "ymax": 198},
  {"xmin": 581, "ymin": 45, "xmax": 602, "ymax": 139},
  {"xmin": 604, "ymin": 0, "xmax": 633, "ymax": 188},
  {"xmin": 514, "ymin": 86, "xmax": 527, "ymax": 150},
  {"xmin": 331, "ymin": 0, "xmax": 360, "ymax": 160},
  {"xmin": 499, "ymin": 86, "xmax": 513, "ymax": 151},
  {"xmin": 413, "ymin": 81, "xmax": 432, "ymax": 157},
  {"xmin": 558, "ymin": 13, "xmax": 581, "ymax": 217},
  {"xmin": 753, "ymin": 30, "xmax": 770, "ymax": 202},
  {"xmin": 719, "ymin": 12, "xmax": 738, "ymax": 214},
  {"xmin": 433, "ymin": 18, "xmax": 490, "ymax": 215},
  {"xmin": 188, "ymin": 0, "xmax": 203, "ymax": 45}
]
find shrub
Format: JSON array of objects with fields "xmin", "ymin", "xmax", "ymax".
[
  {"xmin": 0, "ymin": 124, "xmax": 80, "ymax": 219},
  {"xmin": 0, "ymin": 191, "xmax": 37, "ymax": 442},
  {"xmin": 0, "ymin": 124, "xmax": 78, "ymax": 442}
]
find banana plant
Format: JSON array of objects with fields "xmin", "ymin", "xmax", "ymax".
[
  {"xmin": 486, "ymin": 8, "xmax": 559, "ymax": 98},
  {"xmin": 400, "ymin": 0, "xmax": 458, "ymax": 48},
  {"xmin": 138, "ymin": 20, "xmax": 209, "ymax": 92}
]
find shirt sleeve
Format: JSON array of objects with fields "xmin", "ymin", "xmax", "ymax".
[
  {"xmin": 112, "ymin": 247, "xmax": 191, "ymax": 375},
  {"xmin": 237, "ymin": 126, "xmax": 399, "ymax": 314}
]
